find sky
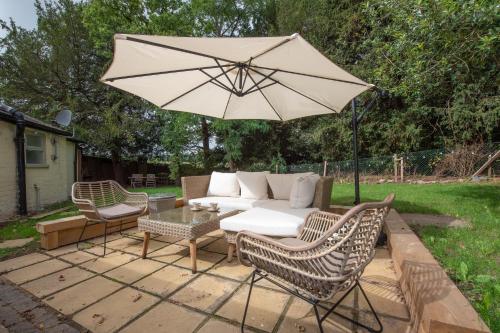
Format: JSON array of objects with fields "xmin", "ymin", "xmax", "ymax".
[{"xmin": 0, "ymin": 0, "xmax": 37, "ymax": 38}]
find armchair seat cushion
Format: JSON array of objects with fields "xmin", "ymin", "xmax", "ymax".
[
  {"xmin": 98, "ymin": 203, "xmax": 142, "ymax": 219},
  {"xmin": 188, "ymin": 196, "xmax": 265, "ymax": 211},
  {"xmin": 221, "ymin": 202, "xmax": 317, "ymax": 237}
]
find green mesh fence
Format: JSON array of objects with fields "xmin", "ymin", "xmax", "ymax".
[{"xmin": 286, "ymin": 143, "xmax": 499, "ymax": 179}]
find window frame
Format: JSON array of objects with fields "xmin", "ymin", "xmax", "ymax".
[{"xmin": 25, "ymin": 131, "xmax": 47, "ymax": 167}]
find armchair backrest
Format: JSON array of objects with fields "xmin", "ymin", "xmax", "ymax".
[
  {"xmin": 306, "ymin": 194, "xmax": 395, "ymax": 281},
  {"xmin": 72, "ymin": 180, "xmax": 127, "ymax": 208}
]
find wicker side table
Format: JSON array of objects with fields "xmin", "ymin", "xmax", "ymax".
[{"xmin": 138, "ymin": 206, "xmax": 238, "ymax": 273}]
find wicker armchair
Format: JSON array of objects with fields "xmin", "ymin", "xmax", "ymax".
[
  {"xmin": 72, "ymin": 180, "xmax": 148, "ymax": 256},
  {"xmin": 236, "ymin": 194, "xmax": 394, "ymax": 333}
]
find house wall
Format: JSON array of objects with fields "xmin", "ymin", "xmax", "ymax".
[
  {"xmin": 0, "ymin": 120, "xmax": 75, "ymax": 219},
  {"xmin": 0, "ymin": 121, "xmax": 18, "ymax": 219}
]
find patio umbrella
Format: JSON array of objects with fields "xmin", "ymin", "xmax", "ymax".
[{"xmin": 101, "ymin": 33, "xmax": 375, "ymax": 201}]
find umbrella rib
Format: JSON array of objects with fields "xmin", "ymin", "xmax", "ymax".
[
  {"xmin": 242, "ymin": 69, "xmax": 277, "ymax": 95},
  {"xmin": 103, "ymin": 65, "xmax": 231, "ymax": 82},
  {"xmin": 199, "ymin": 69, "xmax": 234, "ymax": 94},
  {"xmin": 161, "ymin": 65, "xmax": 237, "ymax": 108},
  {"xmin": 215, "ymin": 59, "xmax": 238, "ymax": 92},
  {"xmin": 124, "ymin": 36, "xmax": 237, "ymax": 64},
  {"xmin": 247, "ymin": 72, "xmax": 283, "ymax": 121},
  {"xmin": 245, "ymin": 82, "xmax": 277, "ymax": 95},
  {"xmin": 250, "ymin": 64, "xmax": 369, "ymax": 87},
  {"xmin": 222, "ymin": 72, "xmax": 239, "ymax": 119},
  {"xmin": 250, "ymin": 35, "xmax": 296, "ymax": 61},
  {"xmin": 248, "ymin": 67, "xmax": 338, "ymax": 113}
]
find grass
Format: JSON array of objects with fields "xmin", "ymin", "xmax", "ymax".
[
  {"xmin": 332, "ymin": 182, "xmax": 500, "ymax": 330},
  {"xmin": 0, "ymin": 182, "xmax": 497, "ymax": 329}
]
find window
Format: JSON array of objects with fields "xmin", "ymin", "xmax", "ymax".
[{"xmin": 26, "ymin": 132, "xmax": 46, "ymax": 165}]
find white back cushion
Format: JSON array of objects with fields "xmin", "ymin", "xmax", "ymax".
[
  {"xmin": 236, "ymin": 171, "xmax": 269, "ymax": 200},
  {"xmin": 289, "ymin": 174, "xmax": 320, "ymax": 208},
  {"xmin": 207, "ymin": 171, "xmax": 240, "ymax": 197},
  {"xmin": 266, "ymin": 172, "xmax": 313, "ymax": 200}
]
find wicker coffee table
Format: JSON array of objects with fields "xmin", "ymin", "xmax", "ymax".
[{"xmin": 138, "ymin": 205, "xmax": 238, "ymax": 273}]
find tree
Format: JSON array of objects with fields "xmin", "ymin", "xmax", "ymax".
[{"xmin": 0, "ymin": 0, "xmax": 164, "ymax": 183}]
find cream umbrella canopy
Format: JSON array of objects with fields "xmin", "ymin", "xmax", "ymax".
[
  {"xmin": 101, "ymin": 33, "xmax": 376, "ymax": 202},
  {"xmin": 101, "ymin": 33, "xmax": 373, "ymax": 121}
]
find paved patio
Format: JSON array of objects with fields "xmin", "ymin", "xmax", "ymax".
[{"xmin": 0, "ymin": 228, "xmax": 411, "ymax": 333}]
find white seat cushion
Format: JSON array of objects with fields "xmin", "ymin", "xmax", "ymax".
[
  {"xmin": 188, "ymin": 196, "xmax": 265, "ymax": 211},
  {"xmin": 220, "ymin": 200, "xmax": 318, "ymax": 237}
]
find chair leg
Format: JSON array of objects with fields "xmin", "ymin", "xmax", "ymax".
[
  {"xmin": 227, "ymin": 243, "xmax": 235, "ymax": 262},
  {"xmin": 313, "ymin": 303, "xmax": 324, "ymax": 333},
  {"xmin": 241, "ymin": 271, "xmax": 256, "ymax": 333},
  {"xmin": 319, "ymin": 281, "xmax": 383, "ymax": 333},
  {"xmin": 76, "ymin": 220, "xmax": 89, "ymax": 251},
  {"xmin": 102, "ymin": 223, "xmax": 108, "ymax": 257}
]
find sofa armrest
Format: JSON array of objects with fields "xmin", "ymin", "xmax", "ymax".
[
  {"xmin": 312, "ymin": 176, "xmax": 333, "ymax": 210},
  {"xmin": 181, "ymin": 175, "xmax": 211, "ymax": 205}
]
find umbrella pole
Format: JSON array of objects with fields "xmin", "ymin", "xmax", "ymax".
[{"xmin": 352, "ymin": 98, "xmax": 361, "ymax": 205}]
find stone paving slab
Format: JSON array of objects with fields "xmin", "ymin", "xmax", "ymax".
[
  {"xmin": 170, "ymin": 274, "xmax": 240, "ymax": 313},
  {"xmin": 4, "ymin": 259, "xmax": 71, "ymax": 284},
  {"xmin": 104, "ymin": 259, "xmax": 165, "ymax": 284},
  {"xmin": 60, "ymin": 251, "xmax": 98, "ymax": 264},
  {"xmin": 80, "ymin": 252, "xmax": 137, "ymax": 274},
  {"xmin": 145, "ymin": 244, "xmax": 189, "ymax": 263},
  {"xmin": 208, "ymin": 259, "xmax": 253, "ymax": 281},
  {"xmin": 133, "ymin": 265, "xmax": 196, "ymax": 297},
  {"xmin": 216, "ymin": 284, "xmax": 290, "ymax": 332},
  {"xmin": 0, "ymin": 253, "xmax": 50, "ymax": 274},
  {"xmin": 0, "ymin": 229, "xmax": 412, "ymax": 333},
  {"xmin": 198, "ymin": 318, "xmax": 242, "ymax": 333},
  {"xmin": 119, "ymin": 301, "xmax": 206, "ymax": 333},
  {"xmin": 201, "ymin": 238, "xmax": 229, "ymax": 254},
  {"xmin": 44, "ymin": 276, "xmax": 123, "ymax": 315},
  {"xmin": 22, "ymin": 267, "xmax": 95, "ymax": 298},
  {"xmin": 73, "ymin": 287, "xmax": 159, "ymax": 333},
  {"xmin": 174, "ymin": 249, "xmax": 225, "ymax": 272}
]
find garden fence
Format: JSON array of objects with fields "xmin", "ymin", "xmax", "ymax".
[{"xmin": 286, "ymin": 143, "xmax": 499, "ymax": 181}]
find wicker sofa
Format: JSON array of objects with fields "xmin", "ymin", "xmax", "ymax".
[{"xmin": 181, "ymin": 174, "xmax": 334, "ymax": 261}]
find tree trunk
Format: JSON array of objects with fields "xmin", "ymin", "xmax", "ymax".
[
  {"xmin": 111, "ymin": 150, "xmax": 124, "ymax": 185},
  {"xmin": 201, "ymin": 117, "xmax": 210, "ymax": 170}
]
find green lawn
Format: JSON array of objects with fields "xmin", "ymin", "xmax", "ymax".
[
  {"xmin": 332, "ymin": 182, "xmax": 499, "ymax": 330},
  {"xmin": 0, "ymin": 182, "xmax": 498, "ymax": 329}
]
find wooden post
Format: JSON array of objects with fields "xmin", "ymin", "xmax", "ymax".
[
  {"xmin": 323, "ymin": 160, "xmax": 328, "ymax": 176},
  {"xmin": 275, "ymin": 164, "xmax": 279, "ymax": 174},
  {"xmin": 487, "ymin": 154, "xmax": 492, "ymax": 178},
  {"xmin": 393, "ymin": 154, "xmax": 398, "ymax": 182},
  {"xmin": 400, "ymin": 156, "xmax": 404, "ymax": 182}
]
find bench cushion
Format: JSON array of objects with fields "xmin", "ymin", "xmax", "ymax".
[
  {"xmin": 98, "ymin": 204, "xmax": 142, "ymax": 219},
  {"xmin": 220, "ymin": 200, "xmax": 317, "ymax": 237},
  {"xmin": 188, "ymin": 196, "xmax": 266, "ymax": 211}
]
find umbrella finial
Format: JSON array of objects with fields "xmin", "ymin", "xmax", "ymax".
[{"xmin": 290, "ymin": 33, "xmax": 299, "ymax": 39}]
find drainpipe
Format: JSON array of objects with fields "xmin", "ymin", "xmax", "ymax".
[{"xmin": 13, "ymin": 109, "xmax": 28, "ymax": 216}]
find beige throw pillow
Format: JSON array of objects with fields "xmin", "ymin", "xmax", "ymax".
[
  {"xmin": 289, "ymin": 174, "xmax": 320, "ymax": 208},
  {"xmin": 236, "ymin": 171, "xmax": 270, "ymax": 200},
  {"xmin": 207, "ymin": 171, "xmax": 240, "ymax": 197},
  {"xmin": 265, "ymin": 172, "xmax": 314, "ymax": 200}
]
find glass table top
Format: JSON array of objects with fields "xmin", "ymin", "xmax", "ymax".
[{"xmin": 145, "ymin": 205, "xmax": 234, "ymax": 226}]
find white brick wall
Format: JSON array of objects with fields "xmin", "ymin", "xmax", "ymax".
[{"xmin": 0, "ymin": 121, "xmax": 76, "ymax": 219}]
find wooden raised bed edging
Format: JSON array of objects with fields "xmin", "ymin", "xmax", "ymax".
[
  {"xmin": 385, "ymin": 210, "xmax": 491, "ymax": 333},
  {"xmin": 36, "ymin": 198, "xmax": 185, "ymax": 250}
]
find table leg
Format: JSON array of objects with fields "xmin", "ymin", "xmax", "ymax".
[
  {"xmin": 189, "ymin": 239, "xmax": 197, "ymax": 273},
  {"xmin": 142, "ymin": 232, "xmax": 150, "ymax": 259}
]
